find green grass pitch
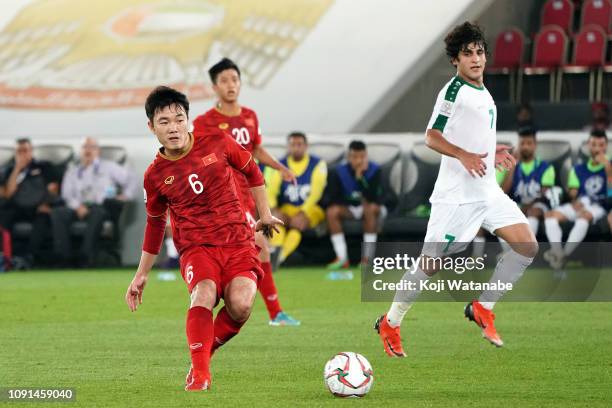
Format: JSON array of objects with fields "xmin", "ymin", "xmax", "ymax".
[{"xmin": 1, "ymin": 267, "xmax": 611, "ymax": 407}]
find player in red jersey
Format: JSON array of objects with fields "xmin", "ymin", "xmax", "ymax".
[
  {"xmin": 125, "ymin": 86, "xmax": 282, "ymax": 391},
  {"xmin": 192, "ymin": 58, "xmax": 300, "ymax": 326}
]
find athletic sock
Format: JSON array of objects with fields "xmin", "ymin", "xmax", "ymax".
[
  {"xmin": 211, "ymin": 306, "xmax": 245, "ymax": 355},
  {"xmin": 544, "ymin": 217, "xmax": 563, "ymax": 253},
  {"xmin": 330, "ymin": 233, "xmax": 348, "ymax": 262},
  {"xmin": 386, "ymin": 266, "xmax": 431, "ymax": 327},
  {"xmin": 564, "ymin": 218, "xmax": 589, "ymax": 257},
  {"xmin": 186, "ymin": 306, "xmax": 213, "ymax": 375},
  {"xmin": 527, "ymin": 216, "xmax": 540, "ymax": 236},
  {"xmin": 363, "ymin": 232, "xmax": 377, "ymax": 260},
  {"xmin": 280, "ymin": 229, "xmax": 302, "ymax": 263},
  {"xmin": 258, "ymin": 261, "xmax": 282, "ymax": 319},
  {"xmin": 479, "ymin": 249, "xmax": 533, "ymax": 310}
]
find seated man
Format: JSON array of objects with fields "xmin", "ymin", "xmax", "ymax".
[
  {"xmin": 0, "ymin": 138, "xmax": 60, "ymax": 268},
  {"xmin": 51, "ymin": 137, "xmax": 137, "ymax": 266},
  {"xmin": 498, "ymin": 126, "xmax": 556, "ymax": 236},
  {"xmin": 267, "ymin": 131, "xmax": 327, "ymax": 267},
  {"xmin": 324, "ymin": 140, "xmax": 385, "ymax": 268},
  {"xmin": 544, "ymin": 129, "xmax": 612, "ymax": 268}
]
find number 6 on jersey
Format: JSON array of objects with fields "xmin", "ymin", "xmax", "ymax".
[{"xmin": 188, "ymin": 174, "xmax": 204, "ymax": 194}]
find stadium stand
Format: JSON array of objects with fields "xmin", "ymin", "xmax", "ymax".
[
  {"xmin": 522, "ymin": 25, "xmax": 569, "ymax": 102},
  {"xmin": 559, "ymin": 25, "xmax": 607, "ymax": 101}
]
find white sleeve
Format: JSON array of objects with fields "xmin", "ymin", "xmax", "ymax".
[{"xmin": 426, "ymin": 82, "xmax": 461, "ymax": 133}]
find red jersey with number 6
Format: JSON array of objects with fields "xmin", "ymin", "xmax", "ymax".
[
  {"xmin": 143, "ymin": 131, "xmax": 263, "ymax": 253},
  {"xmin": 192, "ymin": 107, "xmax": 262, "ymax": 214}
]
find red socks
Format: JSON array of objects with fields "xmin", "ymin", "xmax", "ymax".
[
  {"xmin": 186, "ymin": 306, "xmax": 213, "ymax": 375},
  {"xmin": 211, "ymin": 306, "xmax": 244, "ymax": 355},
  {"xmin": 257, "ymin": 261, "xmax": 282, "ymax": 319}
]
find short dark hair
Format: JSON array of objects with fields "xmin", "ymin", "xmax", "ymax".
[
  {"xmin": 208, "ymin": 58, "xmax": 241, "ymax": 84},
  {"xmin": 145, "ymin": 86, "xmax": 189, "ymax": 122},
  {"xmin": 16, "ymin": 138, "xmax": 31, "ymax": 145},
  {"xmin": 444, "ymin": 21, "xmax": 488, "ymax": 64},
  {"xmin": 590, "ymin": 128, "xmax": 608, "ymax": 141},
  {"xmin": 518, "ymin": 126, "xmax": 537, "ymax": 138},
  {"xmin": 348, "ymin": 140, "xmax": 366, "ymax": 151},
  {"xmin": 287, "ymin": 131, "xmax": 307, "ymax": 143}
]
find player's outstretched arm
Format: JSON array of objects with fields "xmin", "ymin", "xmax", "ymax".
[
  {"xmin": 125, "ymin": 251, "xmax": 157, "ymax": 312},
  {"xmin": 252, "ymin": 145, "xmax": 296, "ymax": 184},
  {"xmin": 425, "ymin": 128, "xmax": 487, "ymax": 177},
  {"xmin": 250, "ymin": 184, "xmax": 284, "ymax": 237}
]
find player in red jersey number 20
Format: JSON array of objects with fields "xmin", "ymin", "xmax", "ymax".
[{"xmin": 125, "ymin": 86, "xmax": 283, "ymax": 391}]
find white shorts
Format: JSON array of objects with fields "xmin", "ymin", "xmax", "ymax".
[
  {"xmin": 348, "ymin": 205, "xmax": 388, "ymax": 220},
  {"xmin": 554, "ymin": 197, "xmax": 606, "ymax": 224},
  {"xmin": 423, "ymin": 191, "xmax": 528, "ymax": 256}
]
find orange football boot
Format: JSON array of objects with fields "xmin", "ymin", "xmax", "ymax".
[
  {"xmin": 374, "ymin": 314, "xmax": 407, "ymax": 357},
  {"xmin": 464, "ymin": 300, "xmax": 504, "ymax": 347}
]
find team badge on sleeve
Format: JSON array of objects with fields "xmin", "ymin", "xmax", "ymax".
[{"xmin": 440, "ymin": 100, "xmax": 454, "ymax": 117}]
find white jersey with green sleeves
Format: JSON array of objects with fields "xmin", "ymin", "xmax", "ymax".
[{"xmin": 426, "ymin": 75, "xmax": 500, "ymax": 204}]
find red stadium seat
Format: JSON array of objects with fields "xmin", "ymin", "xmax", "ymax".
[
  {"xmin": 560, "ymin": 25, "xmax": 606, "ymax": 100},
  {"xmin": 486, "ymin": 28, "xmax": 526, "ymax": 102},
  {"xmin": 541, "ymin": 0, "xmax": 575, "ymax": 34},
  {"xmin": 522, "ymin": 25, "xmax": 569, "ymax": 101},
  {"xmin": 580, "ymin": 0, "xmax": 612, "ymax": 33}
]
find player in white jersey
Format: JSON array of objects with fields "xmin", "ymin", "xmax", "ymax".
[{"xmin": 375, "ymin": 22, "xmax": 538, "ymax": 355}]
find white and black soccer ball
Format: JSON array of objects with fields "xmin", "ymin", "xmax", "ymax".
[{"xmin": 323, "ymin": 352, "xmax": 374, "ymax": 398}]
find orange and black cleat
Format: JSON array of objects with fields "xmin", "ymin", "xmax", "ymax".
[
  {"xmin": 185, "ymin": 365, "xmax": 211, "ymax": 391},
  {"xmin": 374, "ymin": 314, "xmax": 407, "ymax": 357},
  {"xmin": 464, "ymin": 300, "xmax": 504, "ymax": 347}
]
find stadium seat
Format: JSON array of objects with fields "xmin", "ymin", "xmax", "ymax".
[
  {"xmin": 486, "ymin": 27, "xmax": 526, "ymax": 102},
  {"xmin": 535, "ymin": 140, "xmax": 573, "ymax": 188},
  {"xmin": 99, "ymin": 145, "xmax": 128, "ymax": 165},
  {"xmin": 522, "ymin": 25, "xmax": 569, "ymax": 101},
  {"xmin": 381, "ymin": 143, "xmax": 441, "ymax": 238},
  {"xmin": 366, "ymin": 143, "xmax": 401, "ymax": 167},
  {"xmin": 309, "ymin": 142, "xmax": 345, "ymax": 166},
  {"xmin": 541, "ymin": 0, "xmax": 575, "ymax": 34},
  {"xmin": 580, "ymin": 0, "xmax": 612, "ymax": 33},
  {"xmin": 32, "ymin": 144, "xmax": 74, "ymax": 176},
  {"xmin": 559, "ymin": 25, "xmax": 606, "ymax": 101}
]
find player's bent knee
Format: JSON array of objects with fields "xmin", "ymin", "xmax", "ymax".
[
  {"xmin": 578, "ymin": 211, "xmax": 593, "ymax": 222},
  {"xmin": 226, "ymin": 299, "xmax": 253, "ymax": 322}
]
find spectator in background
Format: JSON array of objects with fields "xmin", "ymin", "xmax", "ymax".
[
  {"xmin": 51, "ymin": 137, "xmax": 137, "ymax": 267},
  {"xmin": 267, "ymin": 132, "xmax": 327, "ymax": 267},
  {"xmin": 324, "ymin": 140, "xmax": 385, "ymax": 269},
  {"xmin": 544, "ymin": 130, "xmax": 611, "ymax": 269},
  {"xmin": 0, "ymin": 138, "xmax": 60, "ymax": 268}
]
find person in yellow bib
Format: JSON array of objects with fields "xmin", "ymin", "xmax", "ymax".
[{"xmin": 266, "ymin": 132, "xmax": 327, "ymax": 268}]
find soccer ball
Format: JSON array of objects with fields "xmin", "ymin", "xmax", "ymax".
[{"xmin": 323, "ymin": 352, "xmax": 374, "ymax": 398}]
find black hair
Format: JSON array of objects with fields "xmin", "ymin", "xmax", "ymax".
[
  {"xmin": 590, "ymin": 128, "xmax": 608, "ymax": 141},
  {"xmin": 16, "ymin": 138, "xmax": 31, "ymax": 145},
  {"xmin": 287, "ymin": 131, "xmax": 307, "ymax": 143},
  {"xmin": 145, "ymin": 86, "xmax": 189, "ymax": 122},
  {"xmin": 444, "ymin": 21, "xmax": 488, "ymax": 64},
  {"xmin": 518, "ymin": 126, "xmax": 537, "ymax": 138},
  {"xmin": 208, "ymin": 58, "xmax": 241, "ymax": 84},
  {"xmin": 348, "ymin": 140, "xmax": 367, "ymax": 151}
]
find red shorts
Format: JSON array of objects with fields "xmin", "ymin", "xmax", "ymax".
[{"xmin": 179, "ymin": 243, "xmax": 263, "ymax": 299}]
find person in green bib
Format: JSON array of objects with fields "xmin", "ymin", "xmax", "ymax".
[{"xmin": 544, "ymin": 129, "xmax": 612, "ymax": 269}]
